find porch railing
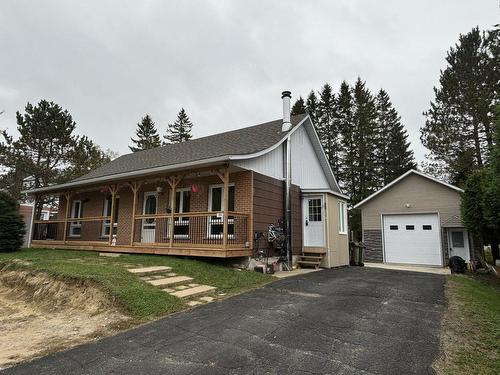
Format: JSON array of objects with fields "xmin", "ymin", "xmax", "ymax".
[
  {"xmin": 32, "ymin": 212, "xmax": 249, "ymax": 248},
  {"xmin": 133, "ymin": 211, "xmax": 248, "ymax": 247}
]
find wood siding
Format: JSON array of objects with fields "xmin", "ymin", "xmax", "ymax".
[{"xmin": 252, "ymin": 172, "xmax": 302, "ymax": 255}]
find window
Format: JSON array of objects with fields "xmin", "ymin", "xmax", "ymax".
[
  {"xmin": 69, "ymin": 200, "xmax": 83, "ymax": 237},
  {"xmin": 208, "ymin": 184, "xmax": 235, "ymax": 238},
  {"xmin": 167, "ymin": 188, "xmax": 191, "ymax": 238},
  {"xmin": 406, "ymin": 225, "xmax": 415, "ymax": 230},
  {"xmin": 308, "ymin": 199, "xmax": 322, "ymax": 222},
  {"xmin": 422, "ymin": 225, "xmax": 432, "ymax": 230},
  {"xmin": 338, "ymin": 201, "xmax": 347, "ymax": 234},
  {"xmin": 390, "ymin": 225, "xmax": 398, "ymax": 230},
  {"xmin": 102, "ymin": 195, "xmax": 120, "ymax": 237},
  {"xmin": 451, "ymin": 231, "xmax": 464, "ymax": 247}
]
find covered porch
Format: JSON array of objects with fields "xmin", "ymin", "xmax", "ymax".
[{"xmin": 29, "ymin": 166, "xmax": 253, "ymax": 258}]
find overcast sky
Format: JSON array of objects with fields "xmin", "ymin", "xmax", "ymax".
[{"xmin": 0, "ymin": 1, "xmax": 498, "ymax": 162}]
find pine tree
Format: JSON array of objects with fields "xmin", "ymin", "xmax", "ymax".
[
  {"xmin": 337, "ymin": 81, "xmax": 355, "ymax": 194},
  {"xmin": 164, "ymin": 108, "xmax": 193, "ymax": 144},
  {"xmin": 0, "ymin": 100, "xmax": 77, "ymax": 199},
  {"xmin": 305, "ymin": 91, "xmax": 319, "ymax": 124},
  {"xmin": 63, "ymin": 136, "xmax": 114, "ymax": 181},
  {"xmin": 291, "ymin": 96, "xmax": 306, "ymax": 115},
  {"xmin": 421, "ymin": 27, "xmax": 499, "ymax": 185},
  {"xmin": 374, "ymin": 89, "xmax": 416, "ymax": 185},
  {"xmin": 317, "ymin": 84, "xmax": 341, "ymax": 176},
  {"xmin": 129, "ymin": 115, "xmax": 161, "ymax": 152}
]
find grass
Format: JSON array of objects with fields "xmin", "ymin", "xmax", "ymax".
[
  {"xmin": 435, "ymin": 273, "xmax": 500, "ymax": 375},
  {"xmin": 0, "ymin": 248, "xmax": 273, "ymax": 321}
]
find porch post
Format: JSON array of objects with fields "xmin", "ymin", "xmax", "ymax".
[
  {"xmin": 62, "ymin": 192, "xmax": 72, "ymax": 244},
  {"xmin": 167, "ymin": 176, "xmax": 182, "ymax": 248},
  {"xmin": 129, "ymin": 182, "xmax": 141, "ymax": 246},
  {"xmin": 27, "ymin": 194, "xmax": 38, "ymax": 248},
  {"xmin": 108, "ymin": 184, "xmax": 118, "ymax": 246},
  {"xmin": 222, "ymin": 168, "xmax": 229, "ymax": 249}
]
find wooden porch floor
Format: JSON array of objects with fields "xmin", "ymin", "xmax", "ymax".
[{"xmin": 31, "ymin": 240, "xmax": 252, "ymax": 258}]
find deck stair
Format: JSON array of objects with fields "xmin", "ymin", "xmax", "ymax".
[{"xmin": 297, "ymin": 252, "xmax": 325, "ymax": 269}]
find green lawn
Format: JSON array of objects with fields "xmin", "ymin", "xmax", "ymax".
[
  {"xmin": 436, "ymin": 273, "xmax": 500, "ymax": 375},
  {"xmin": 0, "ymin": 248, "xmax": 273, "ymax": 321}
]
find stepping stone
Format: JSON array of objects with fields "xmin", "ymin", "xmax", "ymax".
[
  {"xmin": 99, "ymin": 252, "xmax": 121, "ymax": 257},
  {"xmin": 147, "ymin": 276, "xmax": 193, "ymax": 287},
  {"xmin": 187, "ymin": 301, "xmax": 203, "ymax": 307},
  {"xmin": 162, "ymin": 288, "xmax": 175, "ymax": 293},
  {"xmin": 128, "ymin": 266, "xmax": 172, "ymax": 276},
  {"xmin": 187, "ymin": 283, "xmax": 199, "ymax": 287},
  {"xmin": 166, "ymin": 273, "xmax": 177, "ymax": 277},
  {"xmin": 175, "ymin": 285, "xmax": 189, "ymax": 290},
  {"xmin": 170, "ymin": 285, "xmax": 216, "ymax": 299},
  {"xmin": 199, "ymin": 296, "xmax": 215, "ymax": 303}
]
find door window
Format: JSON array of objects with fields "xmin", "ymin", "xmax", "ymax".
[
  {"xmin": 308, "ymin": 199, "xmax": 322, "ymax": 221},
  {"xmin": 451, "ymin": 231, "xmax": 464, "ymax": 247},
  {"xmin": 143, "ymin": 194, "xmax": 157, "ymax": 229}
]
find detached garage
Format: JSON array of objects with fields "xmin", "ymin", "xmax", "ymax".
[{"xmin": 354, "ymin": 170, "xmax": 480, "ymax": 267}]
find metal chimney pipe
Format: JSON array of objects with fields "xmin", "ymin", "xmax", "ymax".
[{"xmin": 282, "ymin": 91, "xmax": 292, "ymax": 132}]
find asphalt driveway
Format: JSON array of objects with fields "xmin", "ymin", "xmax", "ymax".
[{"xmin": 3, "ymin": 267, "xmax": 446, "ymax": 375}]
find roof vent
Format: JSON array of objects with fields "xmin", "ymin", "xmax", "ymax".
[{"xmin": 281, "ymin": 91, "xmax": 292, "ymax": 132}]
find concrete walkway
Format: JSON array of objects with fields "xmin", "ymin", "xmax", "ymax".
[
  {"xmin": 364, "ymin": 262, "xmax": 451, "ymax": 275},
  {"xmin": 3, "ymin": 267, "xmax": 446, "ymax": 375}
]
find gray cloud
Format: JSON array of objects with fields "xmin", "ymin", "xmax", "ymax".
[{"xmin": 0, "ymin": 0, "xmax": 498, "ymax": 161}]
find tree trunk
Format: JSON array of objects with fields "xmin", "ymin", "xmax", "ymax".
[{"xmin": 491, "ymin": 239, "xmax": 499, "ymax": 265}]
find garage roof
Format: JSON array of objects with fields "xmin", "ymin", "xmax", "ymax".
[{"xmin": 353, "ymin": 170, "xmax": 464, "ymax": 209}]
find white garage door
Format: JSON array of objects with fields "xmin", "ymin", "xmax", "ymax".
[{"xmin": 383, "ymin": 214, "xmax": 442, "ymax": 266}]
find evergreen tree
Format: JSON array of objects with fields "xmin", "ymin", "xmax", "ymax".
[
  {"xmin": 337, "ymin": 81, "xmax": 355, "ymax": 195},
  {"xmin": 374, "ymin": 89, "xmax": 416, "ymax": 185},
  {"xmin": 0, "ymin": 100, "xmax": 77, "ymax": 202},
  {"xmin": 421, "ymin": 27, "xmax": 499, "ymax": 185},
  {"xmin": 164, "ymin": 108, "xmax": 193, "ymax": 144},
  {"xmin": 291, "ymin": 96, "xmax": 306, "ymax": 115},
  {"xmin": 305, "ymin": 90, "xmax": 319, "ymax": 124},
  {"xmin": 129, "ymin": 115, "xmax": 161, "ymax": 152},
  {"xmin": 317, "ymin": 84, "xmax": 342, "ymax": 176},
  {"xmin": 62, "ymin": 136, "xmax": 114, "ymax": 181},
  {"xmin": 0, "ymin": 191, "xmax": 25, "ymax": 252}
]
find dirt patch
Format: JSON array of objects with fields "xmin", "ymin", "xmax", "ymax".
[{"xmin": 0, "ymin": 269, "xmax": 129, "ymax": 369}]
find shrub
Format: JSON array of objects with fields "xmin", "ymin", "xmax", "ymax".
[{"xmin": 0, "ymin": 191, "xmax": 25, "ymax": 252}]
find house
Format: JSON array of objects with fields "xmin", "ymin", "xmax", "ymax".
[
  {"xmin": 353, "ymin": 169, "xmax": 481, "ymax": 267},
  {"xmin": 24, "ymin": 92, "xmax": 349, "ymax": 268}
]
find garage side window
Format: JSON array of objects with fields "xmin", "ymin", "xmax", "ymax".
[{"xmin": 338, "ymin": 201, "xmax": 347, "ymax": 234}]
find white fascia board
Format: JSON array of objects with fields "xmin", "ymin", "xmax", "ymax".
[
  {"xmin": 302, "ymin": 119, "xmax": 344, "ymax": 194},
  {"xmin": 301, "ymin": 188, "xmax": 350, "ymax": 200},
  {"xmin": 353, "ymin": 169, "xmax": 463, "ymax": 209},
  {"xmin": 23, "ymin": 117, "xmax": 311, "ymax": 195}
]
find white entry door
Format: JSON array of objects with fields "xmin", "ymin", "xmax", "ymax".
[
  {"xmin": 141, "ymin": 192, "xmax": 157, "ymax": 243},
  {"xmin": 303, "ymin": 196, "xmax": 325, "ymax": 247},
  {"xmin": 448, "ymin": 229, "xmax": 470, "ymax": 262}
]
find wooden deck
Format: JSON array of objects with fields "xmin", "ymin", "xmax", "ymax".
[{"xmin": 31, "ymin": 240, "xmax": 252, "ymax": 258}]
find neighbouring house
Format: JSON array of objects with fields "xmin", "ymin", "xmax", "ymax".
[
  {"xmin": 353, "ymin": 169, "xmax": 481, "ymax": 267},
  {"xmin": 24, "ymin": 92, "xmax": 349, "ymax": 268}
]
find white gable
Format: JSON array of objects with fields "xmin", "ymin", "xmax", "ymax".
[
  {"xmin": 290, "ymin": 125, "xmax": 330, "ymax": 189},
  {"xmin": 233, "ymin": 143, "xmax": 284, "ymax": 180}
]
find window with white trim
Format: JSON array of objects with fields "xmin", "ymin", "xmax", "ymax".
[
  {"xmin": 208, "ymin": 184, "xmax": 235, "ymax": 238},
  {"xmin": 338, "ymin": 201, "xmax": 347, "ymax": 234},
  {"xmin": 69, "ymin": 200, "xmax": 83, "ymax": 237},
  {"xmin": 102, "ymin": 195, "xmax": 119, "ymax": 237},
  {"xmin": 166, "ymin": 188, "xmax": 191, "ymax": 238}
]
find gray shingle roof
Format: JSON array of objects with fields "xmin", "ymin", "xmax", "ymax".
[{"xmin": 74, "ymin": 114, "xmax": 307, "ymax": 183}]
